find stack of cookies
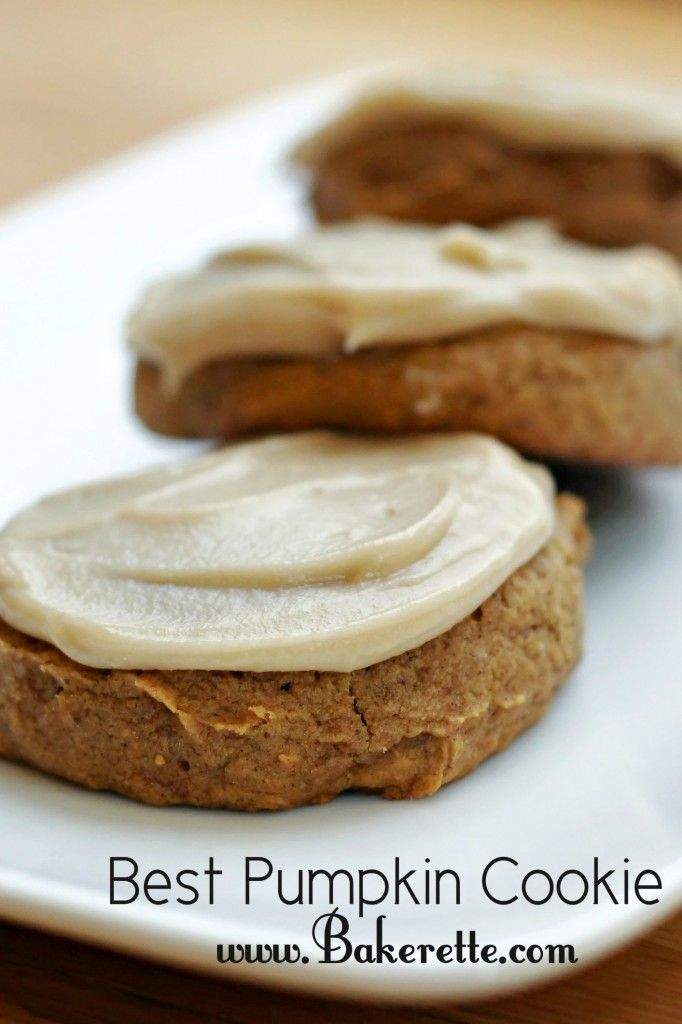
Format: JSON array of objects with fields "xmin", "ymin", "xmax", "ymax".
[{"xmin": 0, "ymin": 70, "xmax": 680, "ymax": 810}]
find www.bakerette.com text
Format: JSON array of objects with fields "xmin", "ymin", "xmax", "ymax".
[{"xmin": 108, "ymin": 855, "xmax": 662, "ymax": 968}]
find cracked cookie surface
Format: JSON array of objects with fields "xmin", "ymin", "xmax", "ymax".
[{"xmin": 0, "ymin": 495, "xmax": 588, "ymax": 810}]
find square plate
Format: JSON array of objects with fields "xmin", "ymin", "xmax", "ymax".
[{"xmin": 0, "ymin": 72, "xmax": 681, "ymax": 1003}]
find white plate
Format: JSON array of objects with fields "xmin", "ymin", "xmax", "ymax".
[{"xmin": 0, "ymin": 73, "xmax": 681, "ymax": 1004}]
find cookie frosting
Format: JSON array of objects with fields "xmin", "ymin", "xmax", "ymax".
[
  {"xmin": 129, "ymin": 219, "xmax": 682, "ymax": 389},
  {"xmin": 0, "ymin": 432, "xmax": 553, "ymax": 672},
  {"xmin": 293, "ymin": 69, "xmax": 682, "ymax": 167}
]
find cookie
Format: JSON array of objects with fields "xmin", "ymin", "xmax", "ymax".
[
  {"xmin": 0, "ymin": 496, "xmax": 588, "ymax": 811},
  {"xmin": 294, "ymin": 70, "xmax": 682, "ymax": 257},
  {"xmin": 0, "ymin": 432, "xmax": 588, "ymax": 810},
  {"xmin": 129, "ymin": 220, "xmax": 682, "ymax": 466}
]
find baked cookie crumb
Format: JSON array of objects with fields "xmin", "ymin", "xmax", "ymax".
[{"xmin": 135, "ymin": 327, "xmax": 682, "ymax": 466}]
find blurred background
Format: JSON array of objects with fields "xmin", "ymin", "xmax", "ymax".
[{"xmin": 1, "ymin": 0, "xmax": 681, "ymax": 207}]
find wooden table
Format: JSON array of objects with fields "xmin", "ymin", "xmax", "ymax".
[
  {"xmin": 0, "ymin": 1, "xmax": 680, "ymax": 1020},
  {"xmin": 0, "ymin": 913, "xmax": 680, "ymax": 1024}
]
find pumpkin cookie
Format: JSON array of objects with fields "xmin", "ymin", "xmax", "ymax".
[
  {"xmin": 294, "ymin": 70, "xmax": 682, "ymax": 258},
  {"xmin": 130, "ymin": 219, "xmax": 682, "ymax": 465},
  {"xmin": 0, "ymin": 433, "xmax": 589, "ymax": 810}
]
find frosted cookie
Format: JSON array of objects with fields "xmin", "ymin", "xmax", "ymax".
[
  {"xmin": 131, "ymin": 220, "xmax": 682, "ymax": 466},
  {"xmin": 293, "ymin": 70, "xmax": 682, "ymax": 257},
  {"xmin": 0, "ymin": 433, "xmax": 589, "ymax": 810}
]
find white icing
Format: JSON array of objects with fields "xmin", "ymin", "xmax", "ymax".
[
  {"xmin": 293, "ymin": 69, "xmax": 682, "ymax": 166},
  {"xmin": 0, "ymin": 432, "xmax": 554, "ymax": 672},
  {"xmin": 129, "ymin": 220, "xmax": 682, "ymax": 388}
]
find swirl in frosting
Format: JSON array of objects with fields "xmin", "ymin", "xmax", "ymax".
[{"xmin": 0, "ymin": 432, "xmax": 554, "ymax": 672}]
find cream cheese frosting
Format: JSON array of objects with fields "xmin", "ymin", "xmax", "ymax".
[
  {"xmin": 129, "ymin": 219, "xmax": 682, "ymax": 388},
  {"xmin": 293, "ymin": 69, "xmax": 682, "ymax": 167},
  {"xmin": 0, "ymin": 432, "xmax": 554, "ymax": 673}
]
